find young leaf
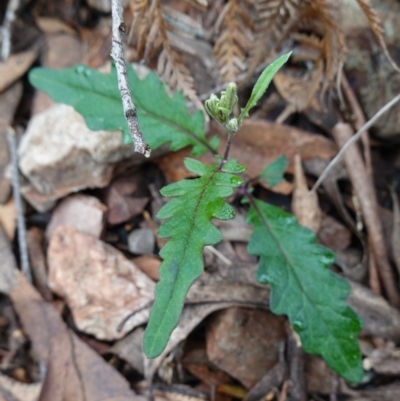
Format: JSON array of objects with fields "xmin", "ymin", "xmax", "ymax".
[
  {"xmin": 239, "ymin": 52, "xmax": 292, "ymax": 123},
  {"xmin": 259, "ymin": 155, "xmax": 288, "ymax": 187},
  {"xmin": 29, "ymin": 64, "xmax": 217, "ymax": 155},
  {"xmin": 247, "ymin": 198, "xmax": 363, "ymax": 383},
  {"xmin": 144, "ymin": 158, "xmax": 245, "ymax": 358}
]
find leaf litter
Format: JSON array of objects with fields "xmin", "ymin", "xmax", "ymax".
[{"xmin": 2, "ymin": 0, "xmax": 400, "ymax": 400}]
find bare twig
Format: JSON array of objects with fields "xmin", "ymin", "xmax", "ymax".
[
  {"xmin": 310, "ymin": 92, "xmax": 400, "ymax": 194},
  {"xmin": 6, "ymin": 128, "xmax": 32, "ymax": 283},
  {"xmin": 1, "ymin": 0, "xmax": 19, "ymax": 61},
  {"xmin": 331, "ymin": 123, "xmax": 400, "ymax": 307},
  {"xmin": 111, "ymin": 0, "xmax": 151, "ymax": 157}
]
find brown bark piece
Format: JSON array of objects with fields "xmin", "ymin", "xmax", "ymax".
[
  {"xmin": 206, "ymin": 307, "xmax": 286, "ymax": 389},
  {"xmin": 47, "ymin": 226, "xmax": 155, "ymax": 340},
  {"xmin": 331, "ymin": 123, "xmax": 400, "ymax": 307},
  {"xmin": 45, "ymin": 194, "xmax": 107, "ymax": 240}
]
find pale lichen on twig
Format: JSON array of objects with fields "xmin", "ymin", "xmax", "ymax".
[
  {"xmin": 111, "ymin": 0, "xmax": 150, "ymax": 157},
  {"xmin": 1, "ymin": 0, "xmax": 19, "ymax": 61},
  {"xmin": 310, "ymin": 92, "xmax": 400, "ymax": 194},
  {"xmin": 6, "ymin": 127, "xmax": 32, "ymax": 283}
]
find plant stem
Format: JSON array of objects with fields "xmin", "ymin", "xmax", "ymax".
[{"xmin": 218, "ymin": 129, "xmax": 235, "ymax": 170}]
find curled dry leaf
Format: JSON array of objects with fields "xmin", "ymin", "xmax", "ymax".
[{"xmin": 47, "ymin": 226, "xmax": 155, "ymax": 340}]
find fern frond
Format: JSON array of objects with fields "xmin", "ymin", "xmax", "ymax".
[
  {"xmin": 355, "ymin": 0, "xmax": 400, "ymax": 73},
  {"xmin": 214, "ymin": 0, "xmax": 254, "ymax": 83},
  {"xmin": 143, "ymin": 158, "xmax": 246, "ymax": 358},
  {"xmin": 298, "ymin": 0, "xmax": 346, "ymax": 92},
  {"xmin": 246, "ymin": 0, "xmax": 300, "ymax": 81},
  {"xmin": 157, "ymin": 35, "xmax": 203, "ymax": 110}
]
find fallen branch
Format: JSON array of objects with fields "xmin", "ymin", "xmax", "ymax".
[
  {"xmin": 6, "ymin": 127, "xmax": 32, "ymax": 283},
  {"xmin": 111, "ymin": 0, "xmax": 150, "ymax": 157},
  {"xmin": 310, "ymin": 92, "xmax": 400, "ymax": 194}
]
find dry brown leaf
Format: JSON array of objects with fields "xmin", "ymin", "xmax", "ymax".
[
  {"xmin": 291, "ymin": 154, "xmax": 321, "ymax": 232},
  {"xmin": 155, "ymin": 119, "xmax": 337, "ymax": 184},
  {"xmin": 206, "ymin": 308, "xmax": 286, "ymax": 389},
  {"xmin": 274, "ymin": 59, "xmax": 323, "ymax": 122},
  {"xmin": 145, "ymin": 303, "xmax": 245, "ymax": 381}
]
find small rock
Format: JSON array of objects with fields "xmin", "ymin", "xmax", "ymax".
[
  {"xmin": 45, "ymin": 194, "xmax": 107, "ymax": 240},
  {"xmin": 47, "ymin": 226, "xmax": 155, "ymax": 340},
  {"xmin": 128, "ymin": 228, "xmax": 155, "ymax": 255},
  {"xmin": 19, "ymin": 104, "xmax": 143, "ymax": 211},
  {"xmin": 206, "ymin": 307, "xmax": 286, "ymax": 389}
]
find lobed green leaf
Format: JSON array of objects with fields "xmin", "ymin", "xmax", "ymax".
[
  {"xmin": 259, "ymin": 155, "xmax": 288, "ymax": 187},
  {"xmin": 29, "ymin": 64, "xmax": 217, "ymax": 154},
  {"xmin": 143, "ymin": 158, "xmax": 245, "ymax": 358},
  {"xmin": 247, "ymin": 199, "xmax": 363, "ymax": 383}
]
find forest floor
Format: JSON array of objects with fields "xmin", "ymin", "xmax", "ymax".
[{"xmin": 1, "ymin": 0, "xmax": 400, "ymax": 400}]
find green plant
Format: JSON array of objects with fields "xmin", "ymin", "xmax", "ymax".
[{"xmin": 29, "ymin": 53, "xmax": 363, "ymax": 382}]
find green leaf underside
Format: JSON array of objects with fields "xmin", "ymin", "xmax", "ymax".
[
  {"xmin": 247, "ymin": 199, "xmax": 363, "ymax": 383},
  {"xmin": 240, "ymin": 52, "xmax": 292, "ymax": 120},
  {"xmin": 143, "ymin": 158, "xmax": 245, "ymax": 358},
  {"xmin": 259, "ymin": 155, "xmax": 288, "ymax": 187},
  {"xmin": 28, "ymin": 64, "xmax": 217, "ymax": 155}
]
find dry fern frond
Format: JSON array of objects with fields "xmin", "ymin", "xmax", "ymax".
[
  {"xmin": 355, "ymin": 0, "xmax": 400, "ymax": 73},
  {"xmin": 213, "ymin": 0, "xmax": 254, "ymax": 83},
  {"xmin": 129, "ymin": 0, "xmax": 202, "ymax": 109},
  {"xmin": 246, "ymin": 0, "xmax": 301, "ymax": 82},
  {"xmin": 295, "ymin": 0, "xmax": 346, "ymax": 93},
  {"xmin": 158, "ymin": 42, "xmax": 203, "ymax": 110}
]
